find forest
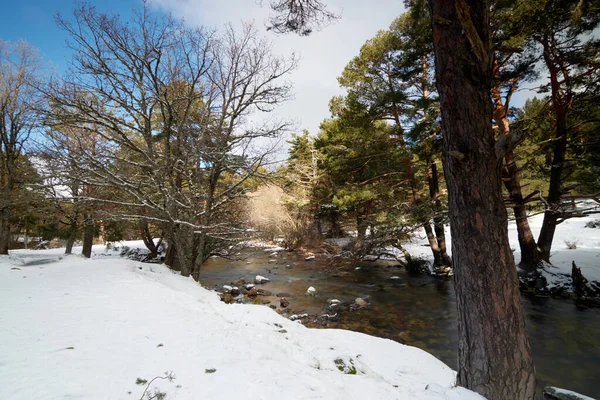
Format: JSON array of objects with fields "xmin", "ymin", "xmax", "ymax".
[{"xmin": 1, "ymin": 1, "xmax": 599, "ymax": 399}]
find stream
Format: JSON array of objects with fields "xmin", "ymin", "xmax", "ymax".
[{"xmin": 199, "ymin": 248, "xmax": 600, "ymax": 398}]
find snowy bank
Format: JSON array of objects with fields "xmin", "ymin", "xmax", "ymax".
[{"xmin": 0, "ymin": 253, "xmax": 482, "ymax": 400}]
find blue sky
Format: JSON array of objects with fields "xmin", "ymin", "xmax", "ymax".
[{"xmin": 0, "ymin": 0, "xmax": 142, "ymax": 72}]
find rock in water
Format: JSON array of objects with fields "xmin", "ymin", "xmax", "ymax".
[
  {"xmin": 571, "ymin": 261, "xmax": 588, "ymax": 297},
  {"xmin": 222, "ymin": 285, "xmax": 233, "ymax": 293},
  {"xmin": 305, "ymin": 255, "xmax": 315, "ymax": 261},
  {"xmin": 230, "ymin": 287, "xmax": 240, "ymax": 296},
  {"xmin": 306, "ymin": 286, "xmax": 317, "ymax": 296},
  {"xmin": 247, "ymin": 288, "xmax": 258, "ymax": 297},
  {"xmin": 280, "ymin": 298, "xmax": 289, "ymax": 308},
  {"xmin": 355, "ymin": 297, "xmax": 368, "ymax": 308},
  {"xmin": 254, "ymin": 275, "xmax": 270, "ymax": 284}
]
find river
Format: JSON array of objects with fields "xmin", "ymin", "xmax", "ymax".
[{"xmin": 199, "ymin": 248, "xmax": 600, "ymax": 398}]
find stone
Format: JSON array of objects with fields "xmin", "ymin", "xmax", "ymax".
[
  {"xmin": 328, "ymin": 299, "xmax": 341, "ymax": 305},
  {"xmin": 222, "ymin": 285, "xmax": 233, "ymax": 293},
  {"xmin": 233, "ymin": 279, "xmax": 246, "ymax": 286},
  {"xmin": 355, "ymin": 297, "xmax": 368, "ymax": 307},
  {"xmin": 245, "ymin": 283, "xmax": 255, "ymax": 290},
  {"xmin": 269, "ymin": 305, "xmax": 277, "ymax": 309},
  {"xmin": 306, "ymin": 286, "xmax": 317, "ymax": 296},
  {"xmin": 280, "ymin": 298, "xmax": 290, "ymax": 308},
  {"xmin": 230, "ymin": 287, "xmax": 240, "ymax": 296},
  {"xmin": 276, "ymin": 292, "xmax": 292, "ymax": 298},
  {"xmin": 247, "ymin": 288, "xmax": 258, "ymax": 296},
  {"xmin": 257, "ymin": 288, "xmax": 272, "ymax": 296},
  {"xmin": 289, "ymin": 313, "xmax": 309, "ymax": 321},
  {"xmin": 254, "ymin": 275, "xmax": 270, "ymax": 284},
  {"xmin": 305, "ymin": 255, "xmax": 315, "ymax": 261}
]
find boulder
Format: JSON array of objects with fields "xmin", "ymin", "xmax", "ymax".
[
  {"xmin": 247, "ymin": 288, "xmax": 258, "ymax": 297},
  {"xmin": 230, "ymin": 287, "xmax": 241, "ymax": 296}
]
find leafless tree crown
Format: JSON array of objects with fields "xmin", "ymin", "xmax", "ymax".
[{"xmin": 266, "ymin": 0, "xmax": 339, "ymax": 35}]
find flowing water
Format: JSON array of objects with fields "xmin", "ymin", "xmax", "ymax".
[{"xmin": 199, "ymin": 249, "xmax": 600, "ymax": 398}]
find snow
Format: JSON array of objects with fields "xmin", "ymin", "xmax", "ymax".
[
  {"xmin": 545, "ymin": 386, "xmax": 596, "ymax": 400},
  {"xmin": 400, "ymin": 201, "xmax": 600, "ymax": 284},
  {"xmin": 0, "ymin": 247, "xmax": 483, "ymax": 400}
]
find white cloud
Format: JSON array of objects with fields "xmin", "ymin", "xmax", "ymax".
[{"xmin": 151, "ymin": 0, "xmax": 406, "ymax": 156}]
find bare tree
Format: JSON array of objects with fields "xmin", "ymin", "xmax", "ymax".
[
  {"xmin": 267, "ymin": 0, "xmax": 339, "ymax": 35},
  {"xmin": 44, "ymin": 2, "xmax": 295, "ymax": 276},
  {"xmin": 0, "ymin": 40, "xmax": 43, "ymax": 254}
]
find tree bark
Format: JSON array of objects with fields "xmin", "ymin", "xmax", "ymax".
[
  {"xmin": 428, "ymin": 160, "xmax": 452, "ymax": 266},
  {"xmin": 537, "ymin": 36, "xmax": 571, "ymax": 263},
  {"xmin": 82, "ymin": 213, "xmax": 94, "ymax": 258},
  {"xmin": 491, "ymin": 65, "xmax": 540, "ymax": 268},
  {"xmin": 423, "ymin": 221, "xmax": 443, "ymax": 266},
  {"xmin": 65, "ymin": 236, "xmax": 75, "ymax": 255},
  {"xmin": 65, "ymin": 217, "xmax": 78, "ymax": 255},
  {"xmin": 140, "ymin": 221, "xmax": 159, "ymax": 258},
  {"xmin": 164, "ymin": 240, "xmax": 180, "ymax": 271},
  {"xmin": 0, "ymin": 207, "xmax": 9, "ymax": 254},
  {"xmin": 428, "ymin": 1, "xmax": 536, "ymax": 399}
]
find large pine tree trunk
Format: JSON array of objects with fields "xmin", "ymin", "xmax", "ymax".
[
  {"xmin": 428, "ymin": 1, "xmax": 536, "ymax": 399},
  {"xmin": 0, "ymin": 207, "xmax": 9, "ymax": 254}
]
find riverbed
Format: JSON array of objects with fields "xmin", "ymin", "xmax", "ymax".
[{"xmin": 199, "ymin": 248, "xmax": 600, "ymax": 398}]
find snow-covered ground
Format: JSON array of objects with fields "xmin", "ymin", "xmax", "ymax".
[
  {"xmin": 402, "ymin": 202, "xmax": 600, "ymax": 283},
  {"xmin": 0, "ymin": 245, "xmax": 482, "ymax": 400}
]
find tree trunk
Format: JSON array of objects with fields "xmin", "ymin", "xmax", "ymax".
[
  {"xmin": 503, "ymin": 150, "xmax": 541, "ymax": 267},
  {"xmin": 0, "ymin": 208, "xmax": 9, "ymax": 254},
  {"xmin": 428, "ymin": 1, "xmax": 536, "ymax": 399},
  {"xmin": 65, "ymin": 236, "xmax": 75, "ymax": 255},
  {"xmin": 82, "ymin": 214, "xmax": 94, "ymax": 259},
  {"xmin": 428, "ymin": 159, "xmax": 452, "ymax": 266},
  {"xmin": 164, "ymin": 240, "xmax": 180, "ymax": 271},
  {"xmin": 140, "ymin": 221, "xmax": 159, "ymax": 258},
  {"xmin": 423, "ymin": 221, "xmax": 443, "ymax": 266},
  {"xmin": 536, "ymin": 37, "xmax": 570, "ymax": 263},
  {"xmin": 491, "ymin": 67, "xmax": 540, "ymax": 268},
  {"xmin": 65, "ymin": 218, "xmax": 78, "ymax": 255}
]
